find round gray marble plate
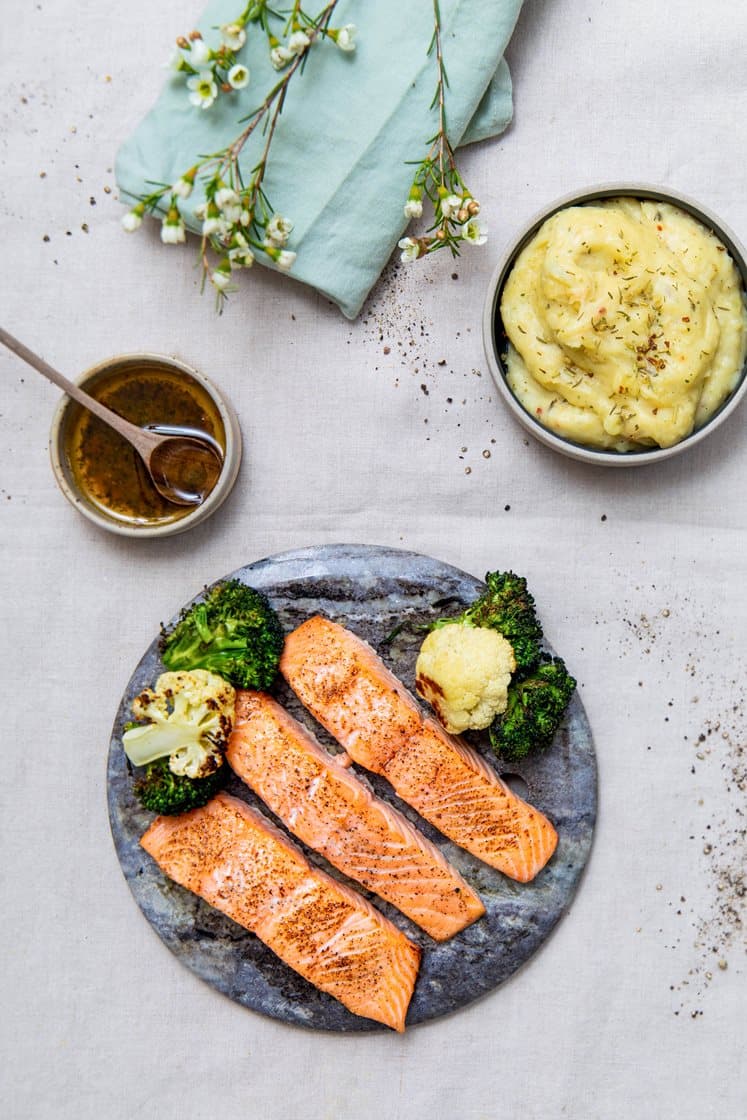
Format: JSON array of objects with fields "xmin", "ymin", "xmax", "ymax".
[{"xmin": 108, "ymin": 543, "xmax": 597, "ymax": 1032}]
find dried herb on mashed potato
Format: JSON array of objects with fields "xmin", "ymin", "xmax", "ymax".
[{"xmin": 501, "ymin": 198, "xmax": 747, "ymax": 451}]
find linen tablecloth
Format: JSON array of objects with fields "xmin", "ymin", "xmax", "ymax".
[{"xmin": 1, "ymin": 1, "xmax": 746, "ymax": 1118}]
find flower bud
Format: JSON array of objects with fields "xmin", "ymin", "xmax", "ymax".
[
  {"xmin": 161, "ymin": 205, "xmax": 186, "ymax": 244},
  {"xmin": 467, "ymin": 200, "xmax": 480, "ymax": 215},
  {"xmin": 121, "ymin": 201, "xmax": 145, "ymax": 233},
  {"xmin": 189, "ymin": 29, "xmax": 202, "ymax": 40},
  {"xmin": 330, "ymin": 24, "xmax": 356, "ymax": 52},
  {"xmin": 456, "ymin": 208, "xmax": 469, "ymax": 223},
  {"xmin": 288, "ymin": 29, "xmax": 311, "ymax": 54},
  {"xmin": 211, "ymin": 257, "xmax": 233, "ymax": 291},
  {"xmin": 440, "ymin": 194, "xmax": 463, "ymax": 220},
  {"xmin": 176, "ymin": 36, "xmax": 189, "ymax": 49},
  {"xmin": 436, "ymin": 228, "xmax": 447, "ymax": 241}
]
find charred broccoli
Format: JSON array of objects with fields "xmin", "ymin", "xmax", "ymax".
[
  {"xmin": 134, "ymin": 756, "xmax": 228, "ymax": 815},
  {"xmin": 489, "ymin": 655, "xmax": 576, "ymax": 761},
  {"xmin": 431, "ymin": 571, "xmax": 543, "ymax": 677},
  {"xmin": 160, "ymin": 579, "xmax": 284, "ymax": 690}
]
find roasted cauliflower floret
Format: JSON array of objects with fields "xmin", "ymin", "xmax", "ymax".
[
  {"xmin": 122, "ymin": 669, "xmax": 235, "ymax": 779},
  {"xmin": 416, "ymin": 622, "xmax": 516, "ymax": 734}
]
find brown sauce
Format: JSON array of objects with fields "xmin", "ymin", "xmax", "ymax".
[{"xmin": 64, "ymin": 363, "xmax": 226, "ymax": 525}]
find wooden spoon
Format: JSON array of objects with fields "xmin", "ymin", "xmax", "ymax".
[{"xmin": 0, "ymin": 328, "xmax": 224, "ymax": 507}]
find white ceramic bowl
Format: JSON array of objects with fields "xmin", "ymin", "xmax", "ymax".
[
  {"xmin": 482, "ymin": 183, "xmax": 747, "ymax": 466},
  {"xmin": 49, "ymin": 352, "xmax": 242, "ymax": 537}
]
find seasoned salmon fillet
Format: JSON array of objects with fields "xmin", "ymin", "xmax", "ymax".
[
  {"xmin": 228, "ymin": 691, "xmax": 485, "ymax": 940},
  {"xmin": 280, "ymin": 617, "xmax": 558, "ymax": 883},
  {"xmin": 140, "ymin": 792, "xmax": 420, "ymax": 1031}
]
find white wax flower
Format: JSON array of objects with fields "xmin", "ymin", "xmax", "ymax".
[
  {"xmin": 215, "ymin": 187, "xmax": 242, "ymax": 224},
  {"xmin": 161, "ymin": 216, "xmax": 186, "ymax": 244},
  {"xmin": 404, "ymin": 198, "xmax": 423, "ymax": 219},
  {"xmin": 229, "ymin": 246, "xmax": 255, "ymax": 268},
  {"xmin": 270, "ymin": 45, "xmax": 295, "ymax": 70},
  {"xmin": 121, "ymin": 208, "xmax": 143, "ymax": 232},
  {"xmin": 211, "ymin": 266, "xmax": 232, "ymax": 290},
  {"xmin": 220, "ymin": 23, "xmax": 247, "ymax": 50},
  {"xmin": 398, "ymin": 236, "xmax": 420, "ymax": 263},
  {"xmin": 460, "ymin": 216, "xmax": 488, "ymax": 246},
  {"xmin": 275, "ymin": 249, "xmax": 296, "ymax": 270},
  {"xmin": 441, "ymin": 194, "xmax": 462, "ymax": 220},
  {"xmin": 288, "ymin": 30, "xmax": 311, "ymax": 54},
  {"xmin": 214, "ymin": 187, "xmax": 239, "ymax": 209},
  {"xmin": 165, "ymin": 51, "xmax": 187, "ymax": 72},
  {"xmin": 336, "ymin": 24, "xmax": 356, "ymax": 52},
  {"xmin": 265, "ymin": 214, "xmax": 293, "ymax": 247},
  {"xmin": 227, "ymin": 64, "xmax": 250, "ymax": 89},
  {"xmin": 202, "ymin": 215, "xmax": 229, "ymax": 237},
  {"xmin": 188, "ymin": 39, "xmax": 212, "ymax": 67},
  {"xmin": 187, "ymin": 72, "xmax": 218, "ymax": 110},
  {"xmin": 172, "ymin": 177, "xmax": 194, "ymax": 200}
]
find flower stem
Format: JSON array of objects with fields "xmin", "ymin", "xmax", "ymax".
[
  {"xmin": 220, "ymin": 0, "xmax": 338, "ymax": 214},
  {"xmin": 398, "ymin": 0, "xmax": 486, "ymax": 262}
]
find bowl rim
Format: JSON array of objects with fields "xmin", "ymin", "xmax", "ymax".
[
  {"xmin": 482, "ymin": 182, "xmax": 747, "ymax": 467},
  {"xmin": 49, "ymin": 351, "xmax": 242, "ymax": 537}
]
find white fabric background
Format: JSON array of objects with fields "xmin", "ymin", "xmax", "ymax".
[{"xmin": 1, "ymin": 2, "xmax": 745, "ymax": 1118}]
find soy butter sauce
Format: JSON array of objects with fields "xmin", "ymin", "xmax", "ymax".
[{"xmin": 64, "ymin": 364, "xmax": 226, "ymax": 524}]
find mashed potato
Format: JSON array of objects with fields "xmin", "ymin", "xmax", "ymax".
[
  {"xmin": 500, "ymin": 198, "xmax": 747, "ymax": 451},
  {"xmin": 415, "ymin": 623, "xmax": 516, "ymax": 734}
]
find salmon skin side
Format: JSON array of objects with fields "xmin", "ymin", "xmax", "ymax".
[
  {"xmin": 228, "ymin": 691, "xmax": 485, "ymax": 941},
  {"xmin": 280, "ymin": 617, "xmax": 558, "ymax": 883},
  {"xmin": 140, "ymin": 792, "xmax": 421, "ymax": 1031}
]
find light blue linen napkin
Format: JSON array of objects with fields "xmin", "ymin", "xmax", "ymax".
[{"xmin": 115, "ymin": 0, "xmax": 524, "ymax": 318}]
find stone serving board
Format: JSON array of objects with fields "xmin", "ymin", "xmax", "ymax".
[{"xmin": 107, "ymin": 544, "xmax": 597, "ymax": 1032}]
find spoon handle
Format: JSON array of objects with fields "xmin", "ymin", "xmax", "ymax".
[{"xmin": 0, "ymin": 327, "xmax": 156, "ymax": 451}]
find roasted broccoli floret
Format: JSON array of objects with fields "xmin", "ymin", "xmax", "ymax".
[
  {"xmin": 160, "ymin": 579, "xmax": 284, "ymax": 690},
  {"xmin": 134, "ymin": 756, "xmax": 228, "ymax": 815},
  {"xmin": 123, "ymin": 669, "xmax": 235, "ymax": 777},
  {"xmin": 431, "ymin": 570, "xmax": 543, "ymax": 677},
  {"xmin": 489, "ymin": 656, "xmax": 576, "ymax": 761}
]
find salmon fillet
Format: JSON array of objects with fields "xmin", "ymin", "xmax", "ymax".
[
  {"xmin": 280, "ymin": 617, "xmax": 558, "ymax": 883},
  {"xmin": 227, "ymin": 691, "xmax": 485, "ymax": 940},
  {"xmin": 140, "ymin": 792, "xmax": 420, "ymax": 1031}
]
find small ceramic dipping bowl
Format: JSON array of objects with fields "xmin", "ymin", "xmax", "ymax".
[
  {"xmin": 50, "ymin": 352, "xmax": 242, "ymax": 537},
  {"xmin": 482, "ymin": 184, "xmax": 747, "ymax": 466}
]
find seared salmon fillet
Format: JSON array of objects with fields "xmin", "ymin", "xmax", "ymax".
[
  {"xmin": 280, "ymin": 617, "xmax": 558, "ymax": 883},
  {"xmin": 140, "ymin": 792, "xmax": 420, "ymax": 1031},
  {"xmin": 227, "ymin": 691, "xmax": 485, "ymax": 940}
]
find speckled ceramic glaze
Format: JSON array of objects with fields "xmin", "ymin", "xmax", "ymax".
[{"xmin": 108, "ymin": 544, "xmax": 597, "ymax": 1032}]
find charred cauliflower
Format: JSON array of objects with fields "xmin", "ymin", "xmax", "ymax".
[
  {"xmin": 416, "ymin": 622, "xmax": 516, "ymax": 734},
  {"xmin": 122, "ymin": 669, "xmax": 235, "ymax": 779}
]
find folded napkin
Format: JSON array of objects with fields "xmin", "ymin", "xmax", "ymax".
[{"xmin": 116, "ymin": 0, "xmax": 524, "ymax": 318}]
